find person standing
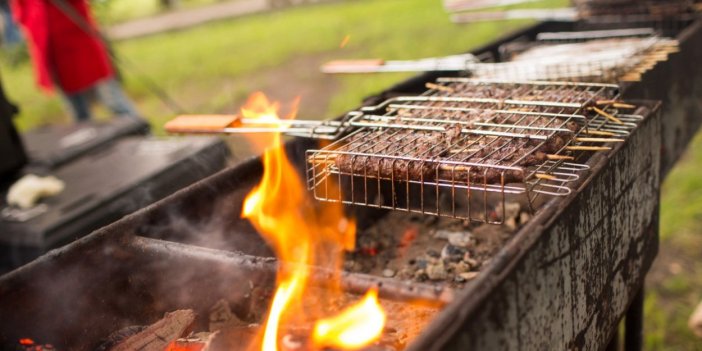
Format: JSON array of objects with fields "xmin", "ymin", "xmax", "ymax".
[{"xmin": 11, "ymin": 0, "xmax": 140, "ymax": 122}]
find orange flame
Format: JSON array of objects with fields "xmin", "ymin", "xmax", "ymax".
[
  {"xmin": 239, "ymin": 92, "xmax": 382, "ymax": 350},
  {"xmin": 312, "ymin": 288, "xmax": 386, "ymax": 350}
]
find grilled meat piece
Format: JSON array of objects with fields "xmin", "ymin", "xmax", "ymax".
[
  {"xmin": 334, "ymin": 129, "xmax": 446, "ymax": 181},
  {"xmin": 332, "ymin": 117, "xmax": 577, "ymax": 184}
]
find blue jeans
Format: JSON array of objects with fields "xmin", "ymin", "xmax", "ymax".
[
  {"xmin": 0, "ymin": 1, "xmax": 22, "ymax": 46},
  {"xmin": 62, "ymin": 78, "xmax": 140, "ymax": 122}
]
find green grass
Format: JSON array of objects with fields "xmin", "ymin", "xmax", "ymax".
[
  {"xmin": 660, "ymin": 132, "xmax": 702, "ymax": 245},
  {"xmin": 93, "ymin": 0, "xmax": 223, "ymax": 25},
  {"xmin": 644, "ymin": 131, "xmax": 702, "ymax": 351},
  {"xmin": 1, "ymin": 0, "xmax": 566, "ymax": 134}
]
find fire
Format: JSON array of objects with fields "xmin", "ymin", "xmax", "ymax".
[
  {"xmin": 312, "ymin": 288, "xmax": 386, "ymax": 350},
  {"xmin": 239, "ymin": 92, "xmax": 383, "ymax": 350}
]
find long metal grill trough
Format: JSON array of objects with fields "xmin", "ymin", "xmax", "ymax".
[
  {"xmin": 321, "ymin": 34, "xmax": 679, "ymax": 83},
  {"xmin": 307, "ymin": 80, "xmax": 641, "ymax": 223},
  {"xmin": 0, "ymin": 99, "xmax": 662, "ymax": 351}
]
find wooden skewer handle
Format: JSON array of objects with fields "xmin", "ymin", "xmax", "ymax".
[
  {"xmin": 590, "ymin": 107, "xmax": 624, "ymax": 125},
  {"xmin": 575, "ymin": 137, "xmax": 625, "ymax": 143},
  {"xmin": 426, "ymin": 82, "xmax": 456, "ymax": 93},
  {"xmin": 546, "ymin": 154, "xmax": 574, "ymax": 161},
  {"xmin": 535, "ymin": 173, "xmax": 557, "ymax": 181},
  {"xmin": 583, "ymin": 130, "xmax": 616, "ymax": 136},
  {"xmin": 566, "ymin": 146, "xmax": 612, "ymax": 151}
]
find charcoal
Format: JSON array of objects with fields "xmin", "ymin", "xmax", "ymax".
[{"xmin": 440, "ymin": 244, "xmax": 466, "ymax": 263}]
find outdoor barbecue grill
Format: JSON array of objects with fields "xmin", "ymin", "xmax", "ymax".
[
  {"xmin": 1, "ymin": 8, "xmax": 702, "ymax": 351},
  {"xmin": 0, "ymin": 97, "xmax": 661, "ymax": 350}
]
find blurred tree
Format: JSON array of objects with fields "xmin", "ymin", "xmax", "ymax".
[{"xmin": 159, "ymin": 0, "xmax": 179, "ymax": 10}]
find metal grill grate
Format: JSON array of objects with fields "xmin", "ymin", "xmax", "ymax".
[
  {"xmin": 306, "ymin": 79, "xmax": 644, "ymax": 223},
  {"xmin": 473, "ymin": 36, "xmax": 679, "ymax": 82}
]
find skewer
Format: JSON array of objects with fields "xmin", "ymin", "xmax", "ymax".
[
  {"xmin": 583, "ymin": 130, "xmax": 616, "ymax": 136},
  {"xmin": 535, "ymin": 174, "xmax": 557, "ymax": 181},
  {"xmin": 595, "ymin": 100, "xmax": 636, "ymax": 109},
  {"xmin": 589, "ymin": 106, "xmax": 624, "ymax": 125},
  {"xmin": 566, "ymin": 145, "xmax": 612, "ymax": 151},
  {"xmin": 425, "ymin": 82, "xmax": 455, "ymax": 93},
  {"xmin": 620, "ymin": 74, "xmax": 642, "ymax": 82},
  {"xmin": 612, "ymin": 103, "xmax": 637, "ymax": 109},
  {"xmin": 575, "ymin": 137, "xmax": 625, "ymax": 143},
  {"xmin": 546, "ymin": 154, "xmax": 574, "ymax": 161}
]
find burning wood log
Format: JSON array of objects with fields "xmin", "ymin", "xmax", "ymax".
[{"xmin": 103, "ymin": 310, "xmax": 196, "ymax": 351}]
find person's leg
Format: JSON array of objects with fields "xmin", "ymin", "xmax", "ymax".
[
  {"xmin": 95, "ymin": 78, "xmax": 140, "ymax": 118},
  {"xmin": 61, "ymin": 90, "xmax": 92, "ymax": 122},
  {"xmin": 0, "ymin": 2, "xmax": 22, "ymax": 46}
]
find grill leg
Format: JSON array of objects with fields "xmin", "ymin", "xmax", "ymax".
[
  {"xmin": 605, "ymin": 328, "xmax": 619, "ymax": 351},
  {"xmin": 625, "ymin": 287, "xmax": 644, "ymax": 351}
]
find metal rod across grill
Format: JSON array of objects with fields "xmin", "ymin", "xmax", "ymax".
[{"xmin": 306, "ymin": 79, "xmax": 642, "ymax": 223}]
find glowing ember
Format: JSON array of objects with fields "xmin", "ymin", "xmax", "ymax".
[
  {"xmin": 239, "ymin": 92, "xmax": 382, "ymax": 351},
  {"xmin": 165, "ymin": 341, "xmax": 207, "ymax": 351},
  {"xmin": 312, "ymin": 289, "xmax": 386, "ymax": 350},
  {"xmin": 18, "ymin": 338, "xmax": 55, "ymax": 351}
]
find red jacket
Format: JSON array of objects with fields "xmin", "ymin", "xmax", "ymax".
[{"xmin": 12, "ymin": 0, "xmax": 113, "ymax": 93}]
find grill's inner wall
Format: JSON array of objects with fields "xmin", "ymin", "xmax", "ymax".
[{"xmin": 0, "ymin": 233, "xmax": 277, "ymax": 350}]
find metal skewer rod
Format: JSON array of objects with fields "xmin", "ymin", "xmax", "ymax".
[
  {"xmin": 352, "ymin": 114, "xmax": 550, "ymax": 140},
  {"xmin": 536, "ymin": 28, "xmax": 658, "ymax": 42},
  {"xmin": 450, "ymin": 7, "xmax": 579, "ymax": 23},
  {"xmin": 443, "ymin": 0, "xmax": 540, "ymax": 12},
  {"xmin": 320, "ymin": 54, "xmax": 479, "ymax": 74}
]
